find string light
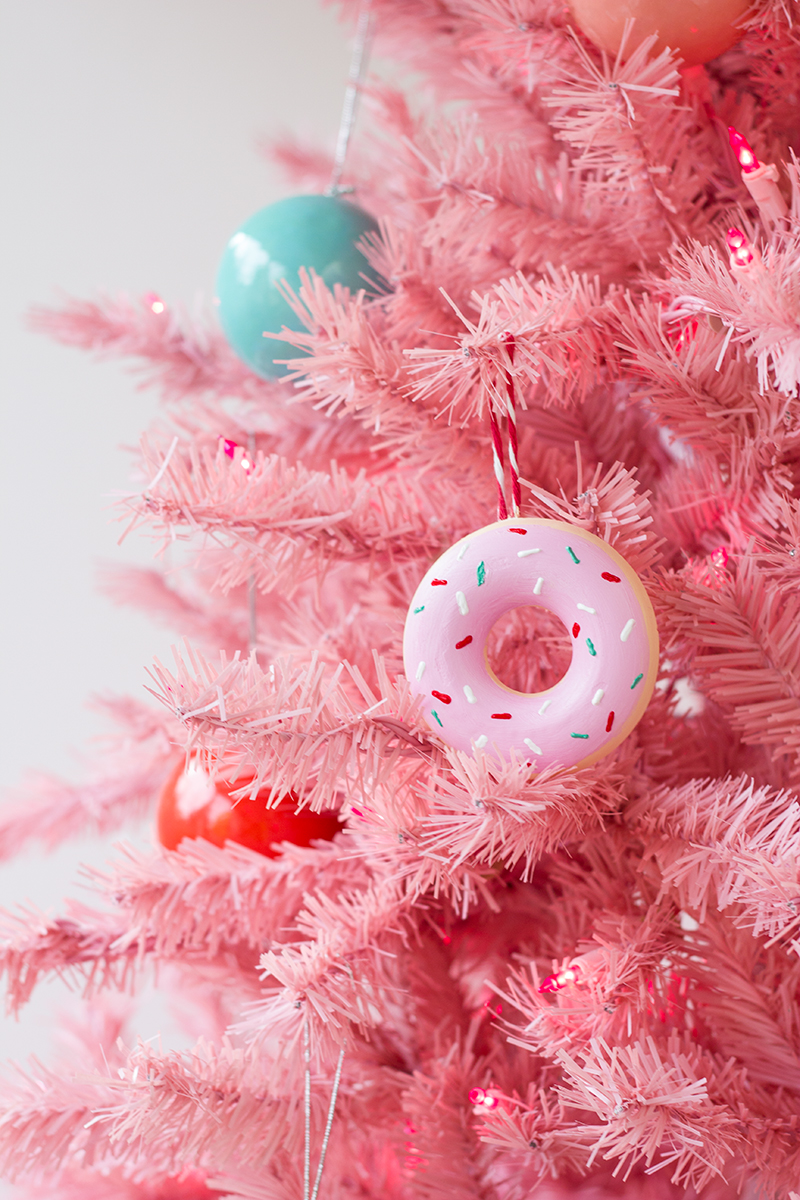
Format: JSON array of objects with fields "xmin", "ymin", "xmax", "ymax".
[
  {"xmin": 144, "ymin": 292, "xmax": 166, "ymax": 314},
  {"xmin": 668, "ymin": 317, "xmax": 699, "ymax": 355},
  {"xmin": 703, "ymin": 544, "xmax": 730, "ymax": 589},
  {"xmin": 468, "ymin": 1087, "xmax": 499, "ymax": 1109},
  {"xmin": 728, "ymin": 125, "xmax": 788, "ymax": 223},
  {"xmin": 726, "ymin": 227, "xmax": 756, "ymax": 270},
  {"xmin": 539, "ymin": 966, "xmax": 577, "ymax": 993}
]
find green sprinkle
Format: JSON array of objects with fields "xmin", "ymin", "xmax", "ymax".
[
  {"xmin": 631, "ymin": 673, "xmax": 644, "ymax": 690},
  {"xmin": 571, "ymin": 732, "xmax": 589, "ymax": 739},
  {"xmin": 477, "ymin": 561, "xmax": 486, "ymax": 586},
  {"xmin": 567, "ymin": 546, "xmax": 580, "ymax": 564},
  {"xmin": 432, "ymin": 709, "xmax": 443, "ymax": 727},
  {"xmin": 586, "ymin": 637, "xmax": 597, "ymax": 657},
  {"xmin": 414, "ymin": 605, "xmax": 425, "ymax": 613}
]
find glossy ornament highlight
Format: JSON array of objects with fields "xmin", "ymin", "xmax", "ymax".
[
  {"xmin": 215, "ymin": 194, "xmax": 382, "ymax": 380},
  {"xmin": 157, "ymin": 758, "xmax": 343, "ymax": 857},
  {"xmin": 568, "ymin": 0, "xmax": 749, "ymax": 67}
]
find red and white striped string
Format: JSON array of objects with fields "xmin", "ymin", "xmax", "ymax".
[
  {"xmin": 490, "ymin": 333, "xmax": 521, "ymax": 520},
  {"xmin": 489, "ymin": 404, "xmax": 509, "ymax": 520}
]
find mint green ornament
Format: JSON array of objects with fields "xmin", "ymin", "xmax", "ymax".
[{"xmin": 215, "ymin": 194, "xmax": 382, "ymax": 380}]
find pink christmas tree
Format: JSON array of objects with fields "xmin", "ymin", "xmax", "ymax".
[{"xmin": 2, "ymin": 1, "xmax": 800, "ymax": 1196}]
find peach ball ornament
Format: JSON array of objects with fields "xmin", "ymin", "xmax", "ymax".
[
  {"xmin": 157, "ymin": 758, "xmax": 343, "ymax": 857},
  {"xmin": 567, "ymin": 0, "xmax": 750, "ymax": 67}
]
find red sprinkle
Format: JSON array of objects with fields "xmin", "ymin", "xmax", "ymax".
[
  {"xmin": 491, "ymin": 712, "xmax": 512, "ymax": 720},
  {"xmin": 572, "ymin": 623, "xmax": 580, "ymax": 638},
  {"xmin": 508, "ymin": 527, "xmax": 527, "ymax": 535},
  {"xmin": 601, "ymin": 572, "xmax": 621, "ymax": 583},
  {"xmin": 432, "ymin": 690, "xmax": 452, "ymax": 704},
  {"xmin": 431, "ymin": 578, "xmax": 447, "ymax": 586},
  {"xmin": 455, "ymin": 635, "xmax": 473, "ymax": 649},
  {"xmin": 606, "ymin": 711, "xmax": 615, "ymax": 732}
]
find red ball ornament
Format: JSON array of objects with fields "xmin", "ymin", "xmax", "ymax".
[
  {"xmin": 157, "ymin": 759, "xmax": 343, "ymax": 857},
  {"xmin": 568, "ymin": 0, "xmax": 750, "ymax": 67}
]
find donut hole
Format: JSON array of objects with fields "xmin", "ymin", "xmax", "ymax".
[{"xmin": 485, "ymin": 606, "xmax": 572, "ymax": 694}]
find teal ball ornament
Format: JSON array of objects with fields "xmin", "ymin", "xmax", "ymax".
[{"xmin": 215, "ymin": 194, "xmax": 382, "ymax": 380}]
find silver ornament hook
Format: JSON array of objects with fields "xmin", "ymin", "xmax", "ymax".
[{"xmin": 326, "ymin": 0, "xmax": 373, "ymax": 197}]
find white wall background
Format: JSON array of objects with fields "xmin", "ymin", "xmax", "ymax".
[{"xmin": 0, "ymin": 2, "xmax": 348, "ymax": 1185}]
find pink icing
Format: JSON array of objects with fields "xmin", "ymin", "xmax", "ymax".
[{"xmin": 403, "ymin": 518, "xmax": 659, "ymax": 769}]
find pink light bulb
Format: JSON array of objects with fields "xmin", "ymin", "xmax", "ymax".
[
  {"xmin": 539, "ymin": 966, "xmax": 578, "ymax": 993},
  {"xmin": 219, "ymin": 436, "xmax": 253, "ymax": 472},
  {"xmin": 711, "ymin": 546, "xmax": 728, "ymax": 568},
  {"xmin": 144, "ymin": 292, "xmax": 166, "ymax": 314},
  {"xmin": 726, "ymin": 228, "xmax": 755, "ymax": 268},
  {"xmin": 728, "ymin": 127, "xmax": 760, "ymax": 174},
  {"xmin": 468, "ymin": 1086, "xmax": 499, "ymax": 1109}
]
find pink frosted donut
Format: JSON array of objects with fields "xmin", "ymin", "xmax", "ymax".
[{"xmin": 403, "ymin": 518, "xmax": 659, "ymax": 769}]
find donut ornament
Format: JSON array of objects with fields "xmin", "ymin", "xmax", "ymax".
[{"xmin": 403, "ymin": 519, "xmax": 659, "ymax": 769}]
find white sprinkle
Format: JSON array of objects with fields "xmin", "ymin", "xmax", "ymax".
[
  {"xmin": 524, "ymin": 738, "xmax": 543, "ymax": 755},
  {"xmin": 475, "ymin": 734, "xmax": 488, "ymax": 749},
  {"xmin": 538, "ymin": 699, "xmax": 552, "ymax": 715},
  {"xmin": 620, "ymin": 618, "xmax": 635, "ymax": 642},
  {"xmin": 517, "ymin": 548, "xmax": 541, "ymax": 557},
  {"xmin": 457, "ymin": 542, "xmax": 470, "ymax": 560},
  {"xmin": 463, "ymin": 685, "xmax": 477, "ymax": 704},
  {"xmin": 577, "ymin": 603, "xmax": 596, "ymax": 614},
  {"xmin": 533, "ymin": 576, "xmax": 544, "ymax": 595},
  {"xmin": 456, "ymin": 590, "xmax": 469, "ymax": 615},
  {"xmin": 415, "ymin": 661, "xmax": 426, "ymax": 681},
  {"xmin": 592, "ymin": 688, "xmax": 605, "ymax": 706}
]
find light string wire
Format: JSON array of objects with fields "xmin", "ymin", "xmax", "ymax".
[{"xmin": 326, "ymin": 0, "xmax": 373, "ymax": 197}]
